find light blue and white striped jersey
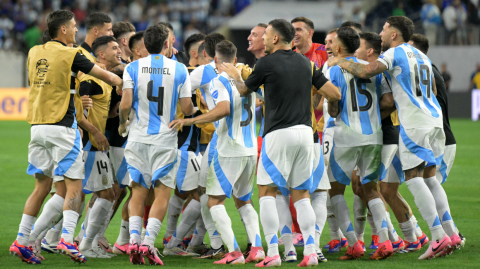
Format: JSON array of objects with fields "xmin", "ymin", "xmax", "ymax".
[
  {"xmin": 190, "ymin": 61, "xmax": 218, "ymax": 110},
  {"xmin": 325, "ymin": 57, "xmax": 387, "ymax": 146},
  {"xmin": 322, "ymin": 64, "xmax": 335, "ymax": 132},
  {"xmin": 377, "ymin": 43, "xmax": 442, "ymax": 129},
  {"xmin": 123, "ymin": 54, "xmax": 191, "ymax": 147},
  {"xmin": 209, "ymin": 72, "xmax": 257, "ymax": 157}
]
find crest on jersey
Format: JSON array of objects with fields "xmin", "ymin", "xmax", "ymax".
[
  {"xmin": 36, "ymin": 59, "xmax": 49, "ymax": 78},
  {"xmin": 211, "ymin": 89, "xmax": 218, "ymax": 99},
  {"xmin": 102, "ymin": 175, "xmax": 108, "ymax": 185}
]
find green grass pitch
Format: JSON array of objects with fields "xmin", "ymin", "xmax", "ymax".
[{"xmin": 0, "ymin": 119, "xmax": 479, "ymax": 268}]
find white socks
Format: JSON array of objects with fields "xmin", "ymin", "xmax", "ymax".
[
  {"xmin": 29, "ymin": 194, "xmax": 64, "ymax": 242},
  {"xmin": 260, "ymin": 196, "xmax": 279, "ymax": 257},
  {"xmin": 367, "ymin": 211, "xmax": 377, "ymax": 236},
  {"xmin": 165, "ymin": 195, "xmax": 186, "ymax": 239},
  {"xmin": 16, "ymin": 214, "xmax": 36, "ymax": 246},
  {"xmin": 353, "ymin": 194, "xmax": 367, "ymax": 242},
  {"xmin": 276, "ymin": 194, "xmax": 294, "ymax": 255},
  {"xmin": 116, "ymin": 220, "xmax": 130, "ymax": 246},
  {"xmin": 330, "ymin": 195, "xmax": 357, "ymax": 246},
  {"xmin": 326, "ymin": 193, "xmax": 344, "ymax": 240},
  {"xmin": 410, "ymin": 215, "xmax": 424, "ymax": 237},
  {"xmin": 129, "ymin": 216, "xmax": 142, "ymax": 245},
  {"xmin": 238, "ymin": 203, "xmax": 261, "ymax": 248},
  {"xmin": 62, "ymin": 210, "xmax": 79, "ymax": 243},
  {"xmin": 210, "ymin": 205, "xmax": 238, "ymax": 253},
  {"xmin": 385, "ymin": 211, "xmax": 400, "ymax": 242},
  {"xmin": 79, "ymin": 198, "xmax": 112, "ymax": 250},
  {"xmin": 45, "ymin": 218, "xmax": 63, "ymax": 244},
  {"xmin": 167, "ymin": 199, "xmax": 201, "ymax": 248},
  {"xmin": 399, "ymin": 219, "xmax": 417, "ymax": 243},
  {"xmin": 311, "ymin": 191, "xmax": 327, "ymax": 252},
  {"xmin": 294, "ymin": 198, "xmax": 316, "ymax": 256},
  {"xmin": 200, "ymin": 194, "xmax": 222, "ymax": 249},
  {"xmin": 144, "ymin": 218, "xmax": 162, "ymax": 246},
  {"xmin": 406, "ymin": 177, "xmax": 445, "ymax": 241},
  {"xmin": 190, "ymin": 217, "xmax": 206, "ymax": 246},
  {"xmin": 368, "ymin": 198, "xmax": 389, "ymax": 243},
  {"xmin": 93, "ymin": 201, "xmax": 115, "ymax": 247},
  {"xmin": 424, "ymin": 176, "xmax": 456, "ymax": 237}
]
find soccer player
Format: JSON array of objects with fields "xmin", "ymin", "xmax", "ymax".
[
  {"xmin": 408, "ymin": 33, "xmax": 464, "ymax": 246},
  {"xmin": 9, "ymin": 9, "xmax": 122, "ymax": 264},
  {"xmin": 184, "ymin": 33, "xmax": 206, "ymax": 67},
  {"xmin": 112, "ymin": 32, "xmax": 150, "ymax": 255},
  {"xmin": 340, "ymin": 21, "xmax": 363, "ymax": 33},
  {"xmin": 248, "ymin": 23, "xmax": 267, "ymax": 59},
  {"xmin": 113, "ymin": 22, "xmax": 136, "ymax": 64},
  {"xmin": 223, "ymin": 19, "xmax": 341, "ymax": 267},
  {"xmin": 170, "ymin": 40, "xmax": 264, "ymax": 265},
  {"xmin": 119, "ymin": 24, "xmax": 195, "ymax": 265},
  {"xmin": 328, "ymin": 16, "xmax": 460, "ymax": 259},
  {"xmin": 325, "ymin": 26, "xmax": 393, "ymax": 261},
  {"xmin": 78, "ymin": 35, "xmax": 123, "ymax": 258},
  {"xmin": 292, "ymin": 17, "xmax": 328, "ymax": 68},
  {"xmin": 157, "ymin": 22, "xmax": 189, "ymax": 65}
]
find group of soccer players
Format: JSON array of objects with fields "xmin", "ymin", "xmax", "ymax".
[{"xmin": 9, "ymin": 7, "xmax": 465, "ymax": 267}]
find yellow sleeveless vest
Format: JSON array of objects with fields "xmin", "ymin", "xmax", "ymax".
[
  {"xmin": 27, "ymin": 41, "xmax": 80, "ymax": 124},
  {"xmin": 80, "ymin": 74, "xmax": 112, "ymax": 148}
]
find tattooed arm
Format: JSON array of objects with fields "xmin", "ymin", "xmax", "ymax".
[
  {"xmin": 109, "ymin": 63, "xmax": 126, "ymax": 76},
  {"xmin": 328, "ymin": 100, "xmax": 340, "ymax": 118},
  {"xmin": 313, "ymin": 93, "xmax": 322, "ymax": 111},
  {"xmin": 221, "ymin": 63, "xmax": 254, "ymax": 96},
  {"xmin": 328, "ymin": 57, "xmax": 387, "ymax": 79}
]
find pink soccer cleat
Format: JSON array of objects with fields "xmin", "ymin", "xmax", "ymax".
[
  {"xmin": 339, "ymin": 241, "xmax": 364, "ymax": 260},
  {"xmin": 57, "ymin": 238, "xmax": 87, "ymax": 263},
  {"xmin": 392, "ymin": 238, "xmax": 406, "ymax": 252},
  {"xmin": 112, "ymin": 242, "xmax": 129, "ymax": 255},
  {"xmin": 139, "ymin": 244, "xmax": 164, "ymax": 265},
  {"xmin": 370, "ymin": 240, "xmax": 393, "ymax": 260},
  {"xmin": 297, "ymin": 253, "xmax": 318, "ymax": 267},
  {"xmin": 245, "ymin": 246, "xmax": 265, "ymax": 263},
  {"xmin": 255, "ymin": 255, "xmax": 281, "ymax": 267},
  {"xmin": 419, "ymin": 234, "xmax": 452, "ymax": 260},
  {"xmin": 128, "ymin": 243, "xmax": 145, "ymax": 265},
  {"xmin": 9, "ymin": 240, "xmax": 42, "ymax": 264},
  {"xmin": 214, "ymin": 251, "xmax": 245, "ymax": 265}
]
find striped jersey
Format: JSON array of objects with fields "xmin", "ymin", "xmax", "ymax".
[
  {"xmin": 325, "ymin": 57, "xmax": 388, "ymax": 146},
  {"xmin": 123, "ymin": 54, "xmax": 192, "ymax": 147},
  {"xmin": 190, "ymin": 60, "xmax": 218, "ymax": 110},
  {"xmin": 322, "ymin": 63, "xmax": 335, "ymax": 132},
  {"xmin": 377, "ymin": 43, "xmax": 442, "ymax": 129},
  {"xmin": 209, "ymin": 72, "xmax": 257, "ymax": 157}
]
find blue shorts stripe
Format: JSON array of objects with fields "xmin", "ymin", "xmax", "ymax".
[
  {"xmin": 128, "ymin": 164, "xmax": 148, "ymax": 189},
  {"xmin": 27, "ymin": 163, "xmax": 44, "ymax": 176},
  {"xmin": 399, "ymin": 125, "xmax": 436, "ymax": 167},
  {"xmin": 329, "ymin": 142, "xmax": 351, "ymax": 185},
  {"xmin": 152, "ymin": 156, "xmax": 177, "ymax": 184},
  {"xmin": 116, "ymin": 157, "xmax": 128, "ymax": 187},
  {"xmin": 213, "ymin": 153, "xmax": 233, "ymax": 199},
  {"xmin": 237, "ymin": 189, "xmax": 253, "ymax": 202},
  {"xmin": 261, "ymin": 138, "xmax": 287, "ymax": 188},
  {"xmin": 391, "ymin": 154, "xmax": 405, "ymax": 184},
  {"xmin": 310, "ymin": 144, "xmax": 324, "ymax": 193},
  {"xmin": 438, "ymin": 154, "xmax": 448, "ymax": 184},
  {"xmin": 82, "ymin": 151, "xmax": 96, "ymax": 194},
  {"xmin": 175, "ymin": 150, "xmax": 189, "ymax": 193},
  {"xmin": 55, "ymin": 129, "xmax": 81, "ymax": 176}
]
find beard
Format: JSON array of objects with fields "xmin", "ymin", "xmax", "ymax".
[{"xmin": 381, "ymin": 40, "xmax": 391, "ymax": 52}]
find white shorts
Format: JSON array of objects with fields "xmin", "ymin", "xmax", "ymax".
[
  {"xmin": 206, "ymin": 154, "xmax": 256, "ymax": 201},
  {"xmin": 199, "ymin": 133, "xmax": 218, "ymax": 188},
  {"xmin": 27, "ymin": 125, "xmax": 84, "ymax": 180},
  {"xmin": 399, "ymin": 126, "xmax": 445, "ymax": 170},
  {"xmin": 436, "ymin": 144, "xmax": 456, "ymax": 184},
  {"xmin": 322, "ymin": 128, "xmax": 334, "ymax": 167},
  {"xmin": 82, "ymin": 150, "xmax": 114, "ymax": 194},
  {"xmin": 125, "ymin": 141, "xmax": 178, "ymax": 190},
  {"xmin": 257, "ymin": 125, "xmax": 314, "ymax": 190},
  {"xmin": 176, "ymin": 150, "xmax": 201, "ymax": 193},
  {"xmin": 109, "ymin": 146, "xmax": 130, "ymax": 187},
  {"xmin": 328, "ymin": 143, "xmax": 382, "ymax": 185},
  {"xmin": 379, "ymin": 144, "xmax": 405, "ymax": 184}
]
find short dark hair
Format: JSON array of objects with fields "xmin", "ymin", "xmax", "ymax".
[
  {"xmin": 359, "ymin": 32, "xmax": 381, "ymax": 55},
  {"xmin": 257, "ymin": 23, "xmax": 267, "ymax": 28},
  {"xmin": 328, "ymin": 28, "xmax": 338, "ymax": 34},
  {"xmin": 215, "ymin": 40, "xmax": 237, "ymax": 63},
  {"xmin": 291, "ymin": 17, "xmax": 314, "ymax": 30},
  {"xmin": 184, "ymin": 33, "xmax": 206, "ymax": 56},
  {"xmin": 386, "ymin": 16, "xmax": 414, "ymax": 42},
  {"xmin": 336, "ymin": 27, "xmax": 360, "ymax": 54},
  {"xmin": 340, "ymin": 21, "xmax": 363, "ymax": 33},
  {"xmin": 144, "ymin": 24, "xmax": 169, "ymax": 54},
  {"xmin": 268, "ymin": 19, "xmax": 295, "ymax": 44},
  {"xmin": 410, "ymin": 33, "xmax": 429, "ymax": 54},
  {"xmin": 47, "ymin": 10, "xmax": 74, "ymax": 39},
  {"xmin": 157, "ymin": 22, "xmax": 174, "ymax": 34},
  {"xmin": 85, "ymin": 12, "xmax": 112, "ymax": 31},
  {"xmin": 42, "ymin": 29, "xmax": 51, "ymax": 44},
  {"xmin": 112, "ymin": 21, "xmax": 135, "ymax": 39},
  {"xmin": 198, "ymin": 42, "xmax": 205, "ymax": 56},
  {"xmin": 129, "ymin": 31, "xmax": 144, "ymax": 52},
  {"xmin": 92, "ymin": 36, "xmax": 116, "ymax": 57},
  {"xmin": 204, "ymin": 33, "xmax": 226, "ymax": 58}
]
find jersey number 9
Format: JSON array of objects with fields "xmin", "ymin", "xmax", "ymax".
[
  {"xmin": 414, "ymin": 64, "xmax": 431, "ymax": 98},
  {"xmin": 147, "ymin": 80, "xmax": 165, "ymax": 116}
]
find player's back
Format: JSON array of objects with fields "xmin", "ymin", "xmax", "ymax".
[
  {"xmin": 210, "ymin": 73, "xmax": 256, "ymax": 157},
  {"xmin": 378, "ymin": 43, "xmax": 442, "ymax": 129},
  {"xmin": 326, "ymin": 57, "xmax": 383, "ymax": 146},
  {"xmin": 190, "ymin": 61, "xmax": 218, "ymax": 110},
  {"xmin": 124, "ymin": 54, "xmax": 190, "ymax": 147}
]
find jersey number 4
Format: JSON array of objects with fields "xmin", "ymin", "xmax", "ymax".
[
  {"xmin": 349, "ymin": 78, "xmax": 372, "ymax": 112},
  {"xmin": 147, "ymin": 80, "xmax": 165, "ymax": 116},
  {"xmin": 414, "ymin": 64, "xmax": 431, "ymax": 98}
]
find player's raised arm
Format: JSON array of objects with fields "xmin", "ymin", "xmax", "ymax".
[
  {"xmin": 221, "ymin": 63, "xmax": 254, "ymax": 97},
  {"xmin": 328, "ymin": 56, "xmax": 387, "ymax": 79},
  {"xmin": 88, "ymin": 64, "xmax": 123, "ymax": 87}
]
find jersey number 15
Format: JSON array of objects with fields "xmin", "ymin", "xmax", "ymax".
[{"xmin": 349, "ymin": 78, "xmax": 372, "ymax": 112}]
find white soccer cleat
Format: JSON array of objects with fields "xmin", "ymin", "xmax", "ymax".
[
  {"xmin": 93, "ymin": 246, "xmax": 116, "ymax": 258},
  {"xmin": 163, "ymin": 245, "xmax": 199, "ymax": 256}
]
